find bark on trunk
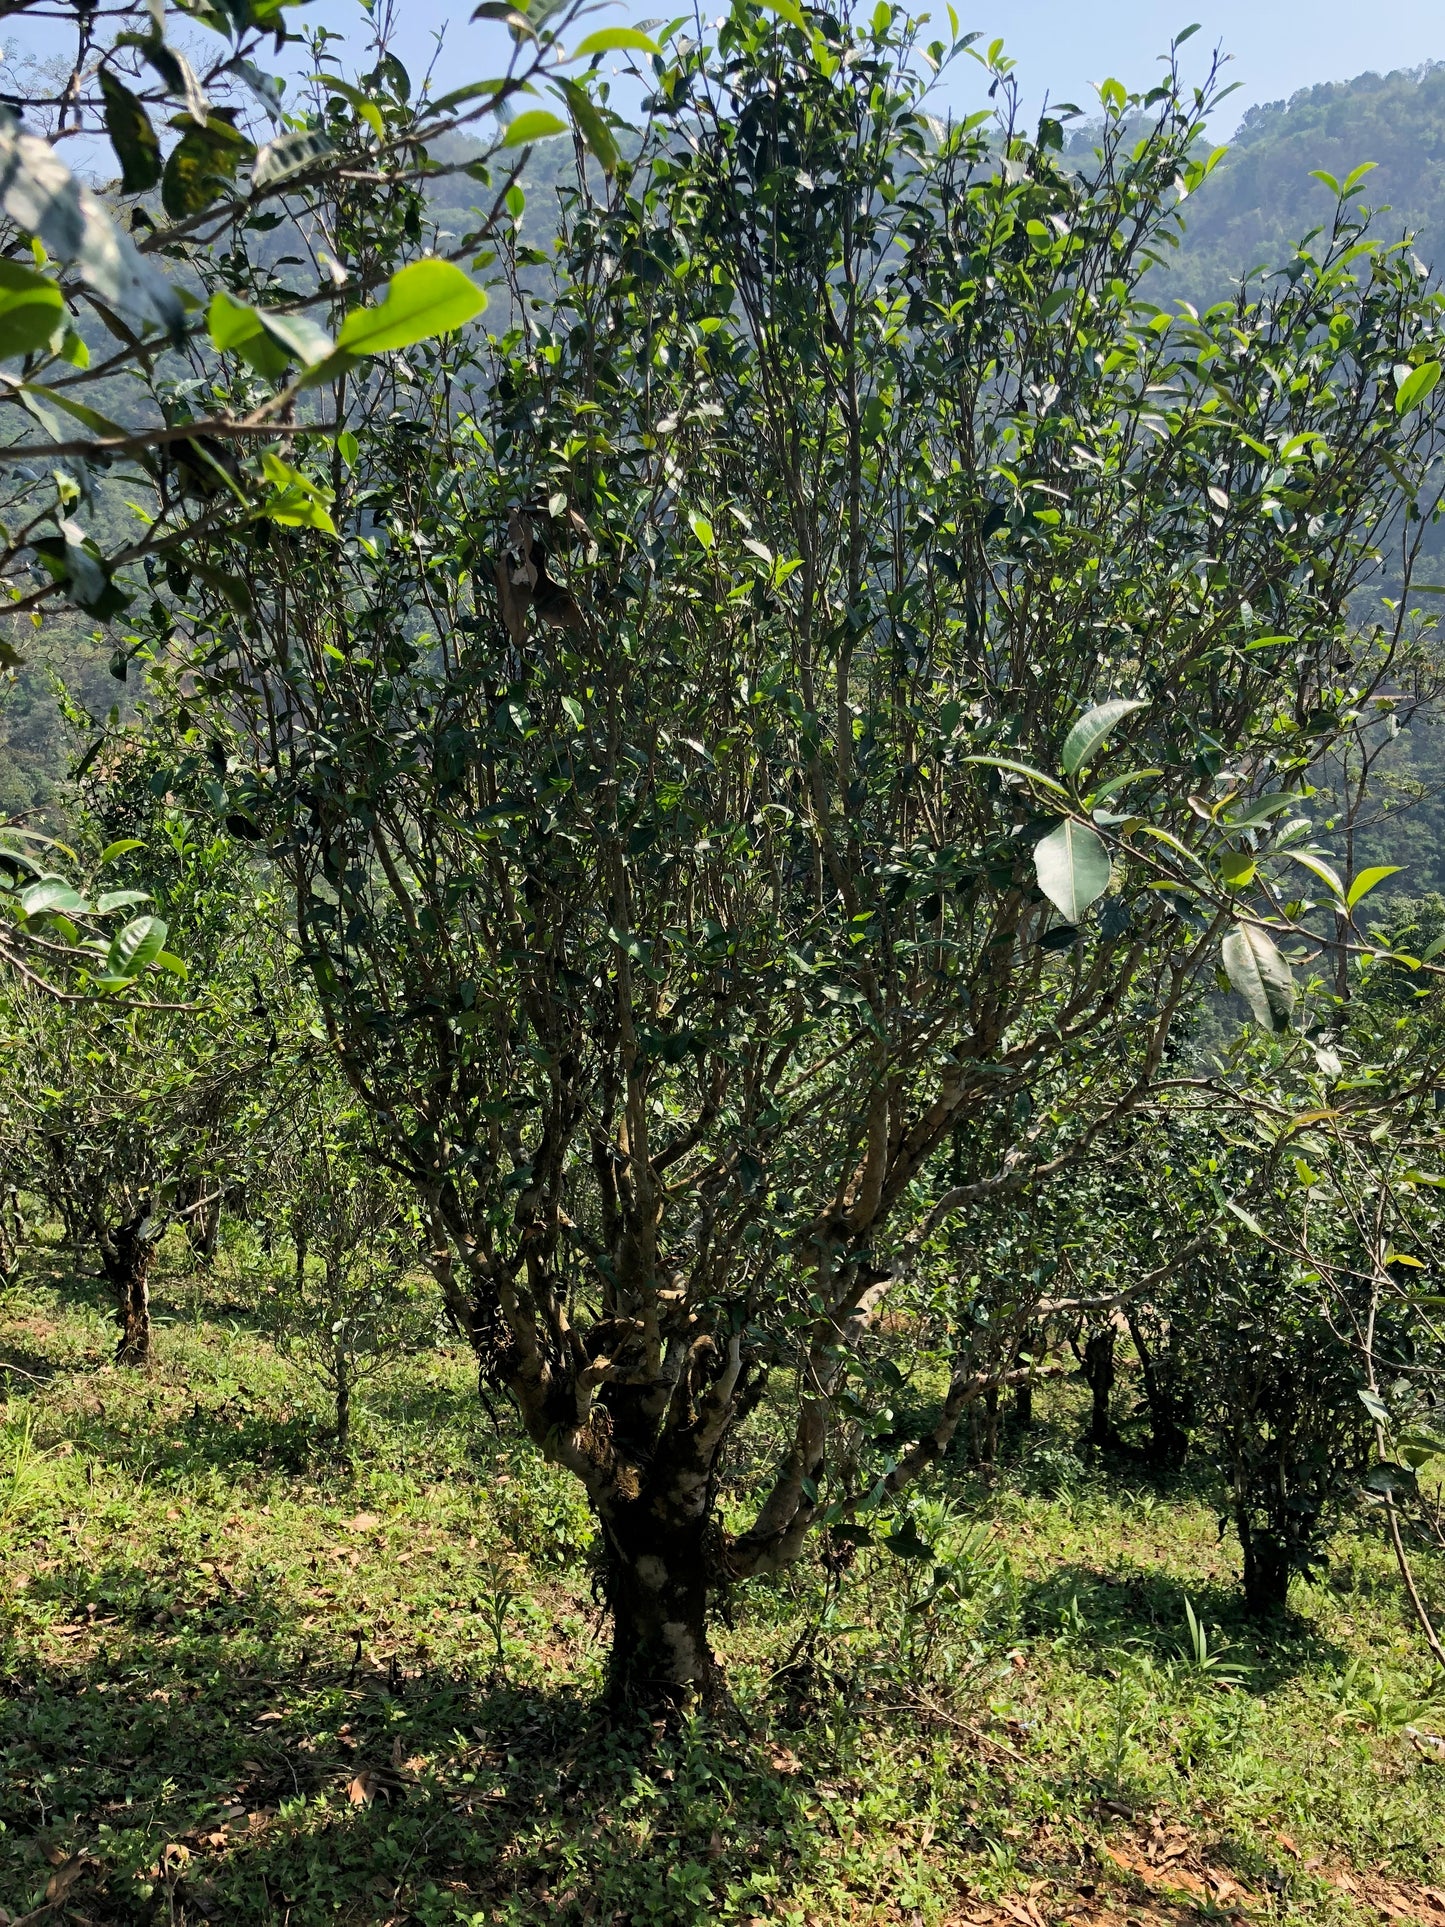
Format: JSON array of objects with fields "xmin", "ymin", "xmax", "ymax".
[
  {"xmin": 1125, "ymin": 1310, "xmax": 1189, "ymax": 1473},
  {"xmin": 0, "ymin": 1184, "xmax": 21, "ymax": 1288},
  {"xmin": 1237, "ymin": 1511, "xmax": 1292, "ymax": 1617},
  {"xmin": 102, "ymin": 1209, "xmax": 157, "ymax": 1368},
  {"xmin": 1012, "ymin": 1378, "xmax": 1033, "ymax": 1431},
  {"xmin": 186, "ymin": 1192, "xmax": 219, "ymax": 1267},
  {"xmin": 1083, "ymin": 1325, "xmax": 1117, "ymax": 1449},
  {"xmin": 601, "ymin": 1505, "xmax": 720, "ymax": 1710},
  {"xmin": 334, "ymin": 1348, "xmax": 351, "ymax": 1456}
]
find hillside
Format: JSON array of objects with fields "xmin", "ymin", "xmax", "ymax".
[{"xmin": 1161, "ymin": 61, "xmax": 1445, "ymax": 311}]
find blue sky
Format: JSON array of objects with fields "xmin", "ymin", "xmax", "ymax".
[
  {"xmin": 5, "ymin": 2, "xmax": 1442, "ymax": 137},
  {"xmin": 286, "ymin": 0, "xmax": 1444, "ymax": 133}
]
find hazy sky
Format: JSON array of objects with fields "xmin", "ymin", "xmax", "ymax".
[
  {"xmin": 5, "ymin": 2, "xmax": 1443, "ymax": 137},
  {"xmin": 284, "ymin": 0, "xmax": 1444, "ymax": 133}
]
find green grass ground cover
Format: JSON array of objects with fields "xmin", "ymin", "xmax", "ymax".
[{"xmin": 1, "ymin": 1235, "xmax": 1443, "ymax": 1926}]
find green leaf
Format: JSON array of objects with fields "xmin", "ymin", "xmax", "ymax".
[
  {"xmin": 1221, "ymin": 921, "xmax": 1296, "ymax": 1032},
  {"xmin": 1060, "ymin": 698, "xmax": 1147, "ymax": 777},
  {"xmin": 1347, "ymin": 864, "xmax": 1403, "ymax": 909},
  {"xmin": 98, "ymin": 69, "xmax": 162, "ymax": 194},
  {"xmin": 253, "ymin": 128, "xmax": 337, "ymax": 191},
  {"xmin": 1034, "ymin": 819, "xmax": 1112, "ymax": 922},
  {"xmin": 1395, "ymin": 361, "xmax": 1441, "ymax": 416},
  {"xmin": 208, "ymin": 289, "xmax": 333, "ymax": 379},
  {"xmin": 0, "ymin": 108, "xmax": 184, "ymax": 338},
  {"xmin": 502, "ymin": 109, "xmax": 569, "ymax": 147},
  {"xmin": 259, "ymin": 451, "xmax": 338, "ymax": 535},
  {"xmin": 19, "ymin": 877, "xmax": 88, "ymax": 918},
  {"xmin": 209, "ymin": 287, "xmax": 286, "ymax": 379},
  {"xmin": 1218, "ymin": 850, "xmax": 1256, "ymax": 889},
  {"xmin": 20, "ymin": 382, "xmax": 129, "ymax": 440},
  {"xmin": 106, "ymin": 913, "xmax": 168, "ymax": 978},
  {"xmin": 94, "ymin": 889, "xmax": 150, "ymax": 913},
  {"xmin": 430, "ymin": 79, "xmax": 508, "ymax": 115},
  {"xmin": 320, "ymin": 78, "xmax": 386, "ymax": 138},
  {"xmin": 687, "ymin": 510, "xmax": 715, "ymax": 551},
  {"xmin": 98, "ymin": 838, "xmax": 144, "ymax": 866},
  {"xmin": 1223, "ymin": 1196, "xmax": 1265, "ymax": 1240},
  {"xmin": 572, "ymin": 26, "xmax": 661, "ymax": 56},
  {"xmin": 880, "ymin": 1520, "xmax": 935, "ymax": 1561},
  {"xmin": 1223, "ymin": 791, "xmax": 1296, "ymax": 830},
  {"xmin": 0, "ymin": 259, "xmax": 64, "ymax": 361},
  {"xmin": 962, "ymin": 754, "xmax": 1069, "ymax": 798},
  {"xmin": 1279, "ymin": 848, "xmax": 1344, "ymax": 902},
  {"xmin": 332, "ymin": 259, "xmax": 487, "ymax": 358},
  {"xmin": 161, "ymin": 111, "xmax": 252, "ymax": 221},
  {"xmin": 554, "ymin": 77, "xmax": 620, "ymax": 175},
  {"xmin": 756, "ymin": 0, "xmax": 807, "ymax": 27},
  {"xmin": 1358, "ymin": 1387, "xmax": 1390, "ymax": 1426}
]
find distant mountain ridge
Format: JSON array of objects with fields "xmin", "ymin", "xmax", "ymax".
[{"xmin": 1161, "ymin": 60, "xmax": 1445, "ymax": 305}]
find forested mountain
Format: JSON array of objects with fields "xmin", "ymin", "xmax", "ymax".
[
  {"xmin": 1160, "ymin": 61, "xmax": 1445, "ymax": 311},
  {"xmin": 1145, "ymin": 62, "xmax": 1445, "ymax": 896}
]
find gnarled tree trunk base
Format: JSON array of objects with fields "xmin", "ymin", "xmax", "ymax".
[
  {"xmin": 102, "ymin": 1210, "xmax": 157, "ymax": 1369},
  {"xmin": 1237, "ymin": 1516, "xmax": 1292, "ymax": 1617},
  {"xmin": 602, "ymin": 1513, "xmax": 723, "ymax": 1714}
]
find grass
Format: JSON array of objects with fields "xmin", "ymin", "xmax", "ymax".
[{"xmin": 2, "ymin": 1233, "xmax": 1444, "ymax": 1926}]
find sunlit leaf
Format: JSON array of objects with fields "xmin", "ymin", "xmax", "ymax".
[
  {"xmin": 1034, "ymin": 819, "xmax": 1112, "ymax": 922},
  {"xmin": 1060, "ymin": 698, "xmax": 1148, "ymax": 777},
  {"xmin": 1221, "ymin": 922, "xmax": 1296, "ymax": 1032}
]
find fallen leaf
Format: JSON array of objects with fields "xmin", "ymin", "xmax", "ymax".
[
  {"xmin": 348, "ymin": 1770, "xmax": 380, "ymax": 1807},
  {"xmin": 44, "ymin": 1855, "xmax": 92, "ymax": 1902},
  {"xmin": 344, "ymin": 1512, "xmax": 380, "ymax": 1532},
  {"xmin": 1274, "ymin": 1832, "xmax": 1299, "ymax": 1858}
]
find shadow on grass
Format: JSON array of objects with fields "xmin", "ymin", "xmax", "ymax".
[
  {"xmin": 1017, "ymin": 1561, "xmax": 1349, "ymax": 1688},
  {"xmin": 0, "ymin": 1594, "xmax": 824, "ymax": 1927},
  {"xmin": 53, "ymin": 1392, "xmax": 323, "ymax": 1483}
]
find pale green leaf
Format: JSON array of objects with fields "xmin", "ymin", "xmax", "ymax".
[
  {"xmin": 1060, "ymin": 698, "xmax": 1148, "ymax": 777},
  {"xmin": 1347, "ymin": 864, "xmax": 1403, "ymax": 909},
  {"xmin": 1034, "ymin": 819, "xmax": 1112, "ymax": 922},
  {"xmin": 571, "ymin": 26, "xmax": 661, "ymax": 56},
  {"xmin": 1222, "ymin": 921, "xmax": 1296, "ymax": 1032},
  {"xmin": 502, "ymin": 110, "xmax": 569, "ymax": 147},
  {"xmin": 333, "ymin": 259, "xmax": 487, "ymax": 357}
]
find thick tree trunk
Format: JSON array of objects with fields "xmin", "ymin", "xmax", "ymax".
[
  {"xmin": 102, "ymin": 1209, "xmax": 157, "ymax": 1368},
  {"xmin": 1083, "ymin": 1325, "xmax": 1117, "ymax": 1449},
  {"xmin": 334, "ymin": 1348, "xmax": 351, "ymax": 1455},
  {"xmin": 1237, "ymin": 1511, "xmax": 1292, "ymax": 1616},
  {"xmin": 600, "ymin": 1502, "xmax": 720, "ymax": 1710},
  {"xmin": 1125, "ymin": 1310, "xmax": 1189, "ymax": 1472},
  {"xmin": 0, "ymin": 1183, "xmax": 22, "ymax": 1287}
]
